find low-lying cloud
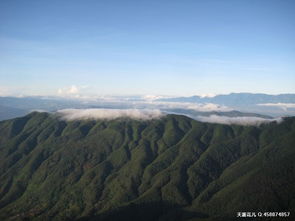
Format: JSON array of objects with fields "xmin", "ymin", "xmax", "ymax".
[
  {"xmin": 57, "ymin": 108, "xmax": 165, "ymax": 120},
  {"xmin": 132, "ymin": 101, "xmax": 231, "ymax": 112},
  {"xmin": 257, "ymin": 103, "xmax": 295, "ymax": 111},
  {"xmin": 55, "ymin": 108, "xmax": 282, "ymax": 125},
  {"xmin": 196, "ymin": 115, "xmax": 283, "ymax": 126}
]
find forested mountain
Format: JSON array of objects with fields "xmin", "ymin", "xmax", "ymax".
[{"xmin": 0, "ymin": 112, "xmax": 294, "ymax": 220}]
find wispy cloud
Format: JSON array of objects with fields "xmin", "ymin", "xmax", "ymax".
[
  {"xmin": 57, "ymin": 108, "xmax": 165, "ymax": 121},
  {"xmin": 0, "ymin": 86, "xmax": 9, "ymax": 96},
  {"xmin": 0, "ymin": 85, "xmax": 26, "ymax": 97},
  {"xmin": 142, "ymin": 95, "xmax": 170, "ymax": 101},
  {"xmin": 53, "ymin": 109, "xmax": 282, "ymax": 125},
  {"xmin": 57, "ymin": 85, "xmax": 90, "ymax": 98},
  {"xmin": 137, "ymin": 101, "xmax": 231, "ymax": 112},
  {"xmin": 257, "ymin": 103, "xmax": 295, "ymax": 111},
  {"xmin": 57, "ymin": 85, "xmax": 80, "ymax": 96},
  {"xmin": 198, "ymin": 93, "xmax": 217, "ymax": 98},
  {"xmin": 57, "ymin": 94, "xmax": 231, "ymax": 112},
  {"xmin": 196, "ymin": 115, "xmax": 283, "ymax": 126}
]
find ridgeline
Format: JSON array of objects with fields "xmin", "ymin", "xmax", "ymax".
[{"xmin": 0, "ymin": 112, "xmax": 294, "ymax": 220}]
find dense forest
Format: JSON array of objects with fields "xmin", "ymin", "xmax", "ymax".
[{"xmin": 0, "ymin": 112, "xmax": 294, "ymax": 220}]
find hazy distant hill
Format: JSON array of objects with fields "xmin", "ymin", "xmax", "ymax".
[
  {"xmin": 0, "ymin": 96, "xmax": 271, "ymax": 122},
  {"xmin": 0, "ymin": 96, "xmax": 86, "ymax": 111},
  {"xmin": 158, "ymin": 93, "xmax": 295, "ymax": 117},
  {"xmin": 158, "ymin": 93, "xmax": 295, "ymax": 105},
  {"xmin": 0, "ymin": 105, "xmax": 27, "ymax": 121},
  {"xmin": 0, "ymin": 96, "xmax": 89, "ymax": 120},
  {"xmin": 0, "ymin": 112, "xmax": 294, "ymax": 220},
  {"xmin": 164, "ymin": 109, "xmax": 272, "ymax": 119}
]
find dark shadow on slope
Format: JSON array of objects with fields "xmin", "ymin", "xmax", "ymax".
[{"xmin": 76, "ymin": 202, "xmax": 208, "ymax": 221}]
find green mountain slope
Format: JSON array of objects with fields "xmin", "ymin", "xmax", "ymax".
[{"xmin": 0, "ymin": 112, "xmax": 294, "ymax": 220}]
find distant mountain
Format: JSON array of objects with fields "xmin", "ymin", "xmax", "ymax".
[
  {"xmin": 158, "ymin": 93, "xmax": 295, "ymax": 117},
  {"xmin": 0, "ymin": 95, "xmax": 275, "ymax": 121},
  {"xmin": 0, "ymin": 112, "xmax": 294, "ymax": 220},
  {"xmin": 158, "ymin": 93, "xmax": 295, "ymax": 106},
  {"xmin": 0, "ymin": 105, "xmax": 27, "ymax": 121},
  {"xmin": 164, "ymin": 109, "xmax": 272, "ymax": 119},
  {"xmin": 0, "ymin": 96, "xmax": 88, "ymax": 120},
  {"xmin": 0, "ymin": 96, "xmax": 86, "ymax": 111}
]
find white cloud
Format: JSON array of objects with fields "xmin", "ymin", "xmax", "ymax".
[
  {"xmin": 0, "ymin": 87, "xmax": 8, "ymax": 96},
  {"xmin": 57, "ymin": 85, "xmax": 80, "ymax": 97},
  {"xmin": 65, "ymin": 96, "xmax": 230, "ymax": 112},
  {"xmin": 57, "ymin": 108, "xmax": 165, "ymax": 121},
  {"xmin": 68, "ymin": 85, "xmax": 79, "ymax": 94},
  {"xmin": 53, "ymin": 109, "xmax": 283, "ymax": 125},
  {"xmin": 140, "ymin": 101, "xmax": 231, "ymax": 112},
  {"xmin": 141, "ymin": 95, "xmax": 177, "ymax": 101},
  {"xmin": 257, "ymin": 103, "xmax": 295, "ymax": 111},
  {"xmin": 196, "ymin": 115, "xmax": 283, "ymax": 126},
  {"xmin": 0, "ymin": 86, "xmax": 25, "ymax": 97},
  {"xmin": 198, "ymin": 93, "xmax": 217, "ymax": 98}
]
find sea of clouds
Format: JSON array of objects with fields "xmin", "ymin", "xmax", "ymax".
[
  {"xmin": 55, "ymin": 108, "xmax": 283, "ymax": 126},
  {"xmin": 57, "ymin": 108, "xmax": 164, "ymax": 121},
  {"xmin": 135, "ymin": 101, "xmax": 231, "ymax": 112},
  {"xmin": 196, "ymin": 115, "xmax": 283, "ymax": 126},
  {"xmin": 257, "ymin": 103, "xmax": 295, "ymax": 110}
]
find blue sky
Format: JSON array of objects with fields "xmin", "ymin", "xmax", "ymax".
[{"xmin": 0, "ymin": 0, "xmax": 294, "ymax": 96}]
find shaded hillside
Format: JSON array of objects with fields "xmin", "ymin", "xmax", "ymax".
[{"xmin": 0, "ymin": 112, "xmax": 294, "ymax": 220}]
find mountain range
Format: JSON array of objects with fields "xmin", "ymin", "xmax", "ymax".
[
  {"xmin": 1, "ymin": 93, "xmax": 295, "ymax": 121},
  {"xmin": 157, "ymin": 93, "xmax": 295, "ymax": 105},
  {"xmin": 0, "ymin": 112, "xmax": 294, "ymax": 220}
]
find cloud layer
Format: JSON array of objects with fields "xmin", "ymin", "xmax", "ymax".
[
  {"xmin": 196, "ymin": 115, "xmax": 283, "ymax": 126},
  {"xmin": 131, "ymin": 101, "xmax": 231, "ymax": 112},
  {"xmin": 57, "ymin": 108, "xmax": 165, "ymax": 120},
  {"xmin": 58, "ymin": 85, "xmax": 80, "ymax": 96},
  {"xmin": 257, "ymin": 103, "xmax": 295, "ymax": 110},
  {"xmin": 55, "ymin": 108, "xmax": 281, "ymax": 126}
]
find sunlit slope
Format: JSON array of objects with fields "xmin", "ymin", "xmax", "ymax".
[{"xmin": 0, "ymin": 112, "xmax": 294, "ymax": 220}]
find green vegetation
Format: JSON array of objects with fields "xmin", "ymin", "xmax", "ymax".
[{"xmin": 0, "ymin": 112, "xmax": 294, "ymax": 220}]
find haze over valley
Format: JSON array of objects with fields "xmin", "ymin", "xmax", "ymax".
[{"xmin": 1, "ymin": 93, "xmax": 294, "ymax": 126}]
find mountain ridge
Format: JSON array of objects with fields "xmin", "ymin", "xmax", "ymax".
[
  {"xmin": 0, "ymin": 112, "xmax": 294, "ymax": 220},
  {"xmin": 1, "ymin": 92, "xmax": 295, "ymax": 120}
]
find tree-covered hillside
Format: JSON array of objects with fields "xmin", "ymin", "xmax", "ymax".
[{"xmin": 0, "ymin": 112, "xmax": 294, "ymax": 220}]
